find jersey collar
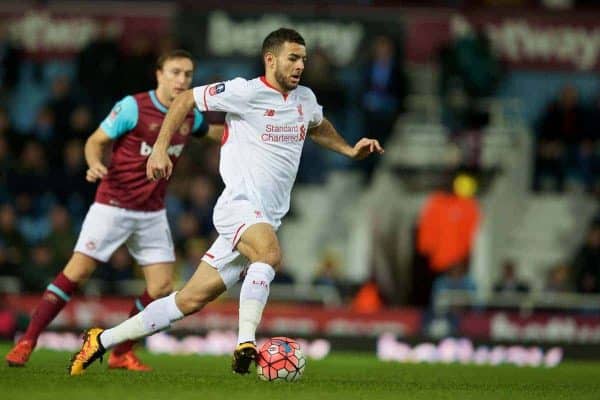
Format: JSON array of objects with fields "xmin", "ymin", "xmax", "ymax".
[
  {"xmin": 149, "ymin": 90, "xmax": 168, "ymax": 113},
  {"xmin": 260, "ymin": 76, "xmax": 289, "ymax": 101}
]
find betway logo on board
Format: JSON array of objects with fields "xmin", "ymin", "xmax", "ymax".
[
  {"xmin": 491, "ymin": 313, "xmax": 600, "ymax": 343},
  {"xmin": 206, "ymin": 11, "xmax": 364, "ymax": 66},
  {"xmin": 8, "ymin": 10, "xmax": 110, "ymax": 53},
  {"xmin": 452, "ymin": 14, "xmax": 600, "ymax": 70}
]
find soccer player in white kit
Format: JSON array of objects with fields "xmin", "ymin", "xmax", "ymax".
[{"xmin": 69, "ymin": 28, "xmax": 384, "ymax": 376}]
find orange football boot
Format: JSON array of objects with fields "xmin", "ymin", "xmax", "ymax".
[
  {"xmin": 108, "ymin": 351, "xmax": 152, "ymax": 372},
  {"xmin": 5, "ymin": 339, "xmax": 35, "ymax": 367}
]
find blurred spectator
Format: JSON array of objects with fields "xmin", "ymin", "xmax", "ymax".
[
  {"xmin": 186, "ymin": 176, "xmax": 217, "ymax": 236},
  {"xmin": 297, "ymin": 47, "xmax": 343, "ymax": 183},
  {"xmin": 76, "ymin": 21, "xmax": 121, "ymax": 121},
  {"xmin": 572, "ymin": 223, "xmax": 600, "ymax": 294},
  {"xmin": 20, "ymin": 242, "xmax": 59, "ymax": 293},
  {"xmin": 272, "ymin": 261, "xmax": 295, "ymax": 285},
  {"xmin": 28, "ymin": 106, "xmax": 55, "ymax": 145},
  {"xmin": 361, "ymin": 35, "xmax": 408, "ymax": 181},
  {"xmin": 45, "ymin": 75, "xmax": 78, "ymax": 137},
  {"xmin": 412, "ymin": 172, "xmax": 481, "ymax": 306},
  {"xmin": 66, "ymin": 105, "xmax": 94, "ymax": 143},
  {"xmin": 50, "ymin": 139, "xmax": 95, "ymax": 218},
  {"xmin": 0, "ymin": 204, "xmax": 26, "ymax": 271},
  {"xmin": 13, "ymin": 192, "xmax": 51, "ymax": 244},
  {"xmin": 440, "ymin": 25, "xmax": 503, "ymax": 102},
  {"xmin": 351, "ymin": 278, "xmax": 384, "ymax": 313},
  {"xmin": 174, "ymin": 211, "xmax": 200, "ymax": 251},
  {"xmin": 431, "ymin": 263, "xmax": 477, "ymax": 306},
  {"xmin": 97, "ymin": 246, "xmax": 135, "ymax": 295},
  {"xmin": 44, "ymin": 205, "xmax": 77, "ymax": 265},
  {"xmin": 439, "ymin": 25, "xmax": 503, "ymax": 133},
  {"xmin": 302, "ymin": 47, "xmax": 344, "ymax": 118},
  {"xmin": 312, "ymin": 251, "xmax": 342, "ymax": 288},
  {"xmin": 0, "ymin": 23, "xmax": 21, "ymax": 95},
  {"xmin": 534, "ymin": 85, "xmax": 586, "ymax": 192},
  {"xmin": 544, "ymin": 263, "xmax": 572, "ymax": 293},
  {"xmin": 0, "ymin": 136, "xmax": 13, "ymax": 202},
  {"xmin": 9, "ymin": 140, "xmax": 50, "ymax": 205},
  {"xmin": 582, "ymin": 94, "xmax": 600, "ymax": 193},
  {"xmin": 0, "ymin": 107, "xmax": 19, "ymax": 150},
  {"xmin": 493, "ymin": 259, "xmax": 530, "ymax": 294},
  {"xmin": 451, "ymin": 108, "xmax": 490, "ymax": 170},
  {"xmin": 118, "ymin": 35, "xmax": 156, "ymax": 95},
  {"xmin": 180, "ymin": 238, "xmax": 208, "ymax": 281}
]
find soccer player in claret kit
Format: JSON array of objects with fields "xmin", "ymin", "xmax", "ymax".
[
  {"xmin": 69, "ymin": 28, "xmax": 383, "ymax": 376},
  {"xmin": 6, "ymin": 50, "xmax": 222, "ymax": 370}
]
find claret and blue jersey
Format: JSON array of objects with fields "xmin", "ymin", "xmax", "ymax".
[{"xmin": 95, "ymin": 91, "xmax": 208, "ymax": 211}]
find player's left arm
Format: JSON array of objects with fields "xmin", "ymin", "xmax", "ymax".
[
  {"xmin": 190, "ymin": 108, "xmax": 223, "ymax": 143},
  {"xmin": 204, "ymin": 124, "xmax": 224, "ymax": 143},
  {"xmin": 308, "ymin": 118, "xmax": 384, "ymax": 160}
]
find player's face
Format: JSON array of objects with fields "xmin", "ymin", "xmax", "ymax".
[
  {"xmin": 273, "ymin": 42, "xmax": 306, "ymax": 92},
  {"xmin": 156, "ymin": 57, "xmax": 194, "ymax": 101}
]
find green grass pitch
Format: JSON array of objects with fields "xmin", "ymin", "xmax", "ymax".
[{"xmin": 1, "ymin": 343, "xmax": 599, "ymax": 400}]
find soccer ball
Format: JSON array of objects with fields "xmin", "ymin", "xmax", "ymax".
[{"xmin": 256, "ymin": 337, "xmax": 305, "ymax": 382}]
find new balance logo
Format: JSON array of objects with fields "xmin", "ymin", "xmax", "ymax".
[{"xmin": 264, "ymin": 109, "xmax": 275, "ymax": 117}]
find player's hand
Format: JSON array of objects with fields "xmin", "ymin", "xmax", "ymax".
[
  {"xmin": 350, "ymin": 138, "xmax": 384, "ymax": 160},
  {"xmin": 146, "ymin": 150, "xmax": 173, "ymax": 181},
  {"xmin": 86, "ymin": 163, "xmax": 108, "ymax": 182}
]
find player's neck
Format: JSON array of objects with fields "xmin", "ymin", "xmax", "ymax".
[
  {"xmin": 155, "ymin": 89, "xmax": 173, "ymax": 109},
  {"xmin": 262, "ymin": 74, "xmax": 289, "ymax": 95}
]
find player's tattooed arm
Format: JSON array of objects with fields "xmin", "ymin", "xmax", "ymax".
[
  {"xmin": 308, "ymin": 118, "xmax": 384, "ymax": 160},
  {"xmin": 84, "ymin": 128, "xmax": 111, "ymax": 182},
  {"xmin": 147, "ymin": 89, "xmax": 196, "ymax": 180}
]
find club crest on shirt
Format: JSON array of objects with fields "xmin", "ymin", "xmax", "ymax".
[
  {"xmin": 149, "ymin": 122, "xmax": 160, "ymax": 132},
  {"xmin": 209, "ymin": 83, "xmax": 226, "ymax": 96},
  {"xmin": 109, "ymin": 104, "xmax": 121, "ymax": 121},
  {"xmin": 297, "ymin": 103, "xmax": 304, "ymax": 122}
]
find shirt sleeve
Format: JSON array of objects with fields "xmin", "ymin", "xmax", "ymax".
[
  {"xmin": 192, "ymin": 109, "xmax": 209, "ymax": 137},
  {"xmin": 99, "ymin": 96, "xmax": 138, "ymax": 139},
  {"xmin": 306, "ymin": 88, "xmax": 324, "ymax": 128},
  {"xmin": 192, "ymin": 78, "xmax": 251, "ymax": 115}
]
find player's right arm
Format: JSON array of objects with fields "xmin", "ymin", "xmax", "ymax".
[
  {"xmin": 84, "ymin": 128, "xmax": 111, "ymax": 182},
  {"xmin": 148, "ymin": 89, "xmax": 196, "ymax": 181},
  {"xmin": 86, "ymin": 95, "xmax": 138, "ymax": 182},
  {"xmin": 148, "ymin": 78, "xmax": 250, "ymax": 180}
]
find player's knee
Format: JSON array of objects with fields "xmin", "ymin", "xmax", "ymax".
[
  {"xmin": 146, "ymin": 279, "xmax": 174, "ymax": 299},
  {"xmin": 256, "ymin": 247, "xmax": 281, "ymax": 271}
]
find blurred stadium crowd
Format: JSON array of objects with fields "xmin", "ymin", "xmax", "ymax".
[{"xmin": 0, "ymin": 0, "xmax": 599, "ymax": 312}]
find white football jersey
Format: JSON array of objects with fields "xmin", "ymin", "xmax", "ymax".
[{"xmin": 193, "ymin": 77, "xmax": 323, "ymax": 224}]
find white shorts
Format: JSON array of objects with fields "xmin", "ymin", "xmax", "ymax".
[
  {"xmin": 74, "ymin": 202, "xmax": 175, "ymax": 266},
  {"xmin": 201, "ymin": 199, "xmax": 279, "ymax": 288}
]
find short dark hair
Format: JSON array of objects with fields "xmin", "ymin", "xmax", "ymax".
[
  {"xmin": 156, "ymin": 49, "xmax": 195, "ymax": 70},
  {"xmin": 261, "ymin": 28, "xmax": 306, "ymax": 57}
]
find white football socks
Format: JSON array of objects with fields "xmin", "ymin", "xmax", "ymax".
[
  {"xmin": 99, "ymin": 292, "xmax": 183, "ymax": 349},
  {"xmin": 238, "ymin": 262, "xmax": 275, "ymax": 345}
]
